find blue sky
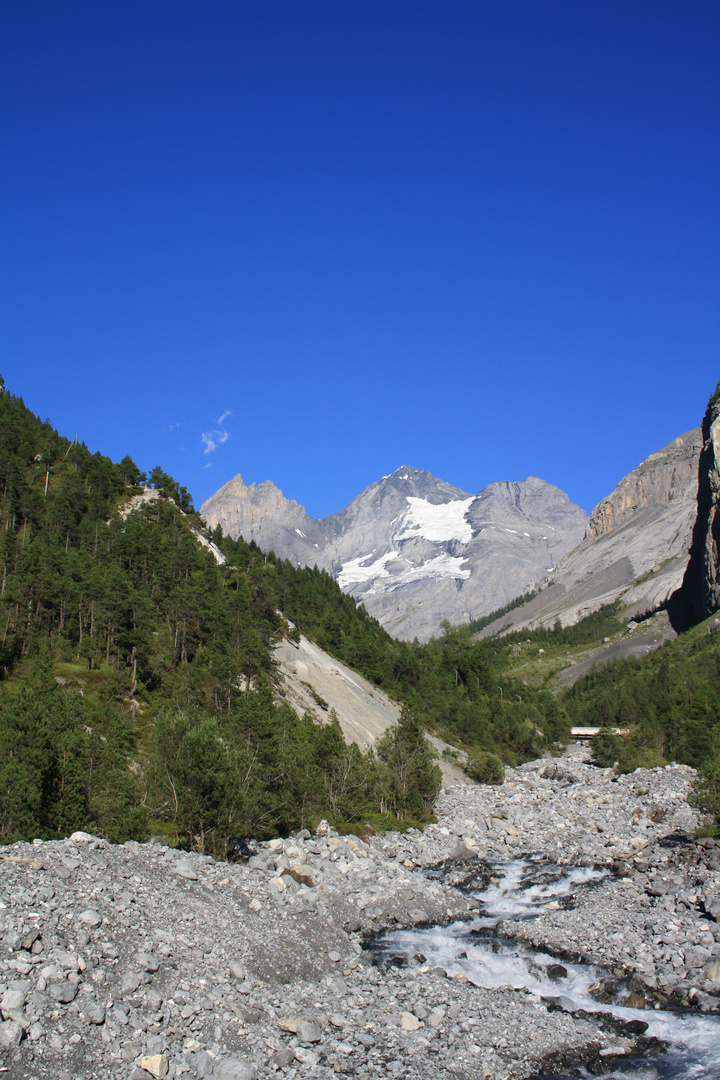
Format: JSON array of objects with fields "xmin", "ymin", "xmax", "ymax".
[{"xmin": 1, "ymin": 1, "xmax": 718, "ymax": 518}]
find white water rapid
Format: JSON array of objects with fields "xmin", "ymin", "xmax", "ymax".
[{"xmin": 374, "ymin": 859, "xmax": 720, "ymax": 1079}]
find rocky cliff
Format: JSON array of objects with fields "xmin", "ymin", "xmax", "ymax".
[
  {"xmin": 202, "ymin": 467, "xmax": 588, "ymax": 641},
  {"xmin": 200, "ymin": 474, "xmax": 326, "ymax": 564},
  {"xmin": 587, "ymin": 429, "xmax": 700, "ymax": 538},
  {"xmin": 683, "ymin": 386, "xmax": 720, "ymax": 621},
  {"xmin": 476, "ymin": 427, "xmax": 703, "ymax": 638}
]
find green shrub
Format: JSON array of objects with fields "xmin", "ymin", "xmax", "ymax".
[
  {"xmin": 465, "ymin": 749, "xmax": 505, "ymax": 785},
  {"xmin": 689, "ymin": 751, "xmax": 720, "ymax": 827}
]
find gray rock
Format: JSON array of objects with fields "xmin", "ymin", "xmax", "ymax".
[
  {"xmin": 47, "ymin": 981, "xmax": 78, "ymax": 1003},
  {"xmin": 2, "ymin": 1009, "xmax": 29, "ymax": 1030},
  {"xmin": 1, "ymin": 989, "xmax": 26, "ymax": 1012},
  {"xmin": 447, "ymin": 843, "xmax": 475, "ymax": 862},
  {"xmin": 0, "ymin": 1019, "xmax": 23, "ymax": 1046},
  {"xmin": 213, "ymin": 1057, "xmax": 259, "ymax": 1080},
  {"xmin": 81, "ymin": 1002, "xmax": 105, "ymax": 1024},
  {"xmin": 78, "ymin": 908, "xmax": 102, "ymax": 928},
  {"xmin": 121, "ymin": 972, "xmax": 142, "ymax": 994},
  {"xmin": 135, "ymin": 951, "xmax": 159, "ymax": 972},
  {"xmin": 173, "ymin": 862, "xmax": 199, "ymax": 880},
  {"xmin": 192, "ymin": 1049, "xmax": 215, "ymax": 1077},
  {"xmin": 296, "ymin": 1020, "xmax": 322, "ymax": 1042},
  {"xmin": 294, "ymin": 1046, "xmax": 319, "ymax": 1065},
  {"xmin": 408, "ymin": 908, "xmax": 430, "ymax": 924}
]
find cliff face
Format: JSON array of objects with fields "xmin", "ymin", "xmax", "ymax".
[
  {"xmin": 587, "ymin": 430, "xmax": 700, "ymax": 538},
  {"xmin": 684, "ymin": 387, "xmax": 720, "ymax": 619},
  {"xmin": 475, "ymin": 427, "xmax": 703, "ymax": 638},
  {"xmin": 200, "ymin": 473, "xmax": 327, "ymax": 564}
]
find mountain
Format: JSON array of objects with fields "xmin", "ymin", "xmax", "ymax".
[
  {"xmin": 201, "ymin": 467, "xmax": 589, "ymax": 641},
  {"xmin": 476, "ymin": 427, "xmax": 703, "ymax": 639}
]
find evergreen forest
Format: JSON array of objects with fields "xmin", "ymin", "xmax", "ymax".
[{"xmin": 0, "ymin": 376, "xmax": 718, "ymax": 854}]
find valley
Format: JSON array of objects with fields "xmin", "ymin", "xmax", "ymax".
[
  {"xmin": 1, "ymin": 743, "xmax": 718, "ymax": 1080},
  {"xmin": 0, "ymin": 375, "xmax": 719, "ymax": 1079}
]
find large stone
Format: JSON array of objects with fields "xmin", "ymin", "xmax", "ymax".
[
  {"xmin": 121, "ymin": 973, "xmax": 142, "ymax": 995},
  {"xmin": 277, "ymin": 1016, "xmax": 304, "ymax": 1033},
  {"xmin": 407, "ymin": 908, "xmax": 430, "ymax": 925},
  {"xmin": 0, "ymin": 1019, "xmax": 23, "ymax": 1046},
  {"xmin": 78, "ymin": 909, "xmax": 102, "ymax": 928},
  {"xmin": 47, "ymin": 981, "xmax": 78, "ymax": 1004},
  {"xmin": 173, "ymin": 862, "xmax": 199, "ymax": 881},
  {"xmin": 1, "ymin": 989, "xmax": 26, "ymax": 1012},
  {"xmin": 55, "ymin": 950, "xmax": 81, "ymax": 971},
  {"xmin": 135, "ymin": 952, "xmax": 159, "ymax": 972},
  {"xmin": 296, "ymin": 1020, "xmax": 322, "ymax": 1043},
  {"xmin": 282, "ymin": 865, "xmax": 315, "ymax": 888},
  {"xmin": 140, "ymin": 1053, "xmax": 169, "ymax": 1078},
  {"xmin": 705, "ymin": 960, "xmax": 720, "ymax": 982},
  {"xmin": 213, "ymin": 1057, "xmax": 259, "ymax": 1080},
  {"xmin": 400, "ymin": 1012, "xmax": 421, "ymax": 1031},
  {"xmin": 447, "ymin": 843, "xmax": 475, "ymax": 862},
  {"xmin": 82, "ymin": 1002, "xmax": 106, "ymax": 1024},
  {"xmin": 294, "ymin": 1047, "xmax": 319, "ymax": 1066}
]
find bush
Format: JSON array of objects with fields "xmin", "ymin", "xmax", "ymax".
[
  {"xmin": 465, "ymin": 749, "xmax": 505, "ymax": 785},
  {"xmin": 689, "ymin": 751, "xmax": 720, "ymax": 827}
]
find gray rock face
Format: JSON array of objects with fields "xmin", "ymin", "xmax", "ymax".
[
  {"xmin": 587, "ymin": 429, "xmax": 700, "ymax": 538},
  {"xmin": 682, "ymin": 392, "xmax": 720, "ymax": 620},
  {"xmin": 200, "ymin": 473, "xmax": 326, "ymax": 564},
  {"xmin": 477, "ymin": 429, "xmax": 703, "ymax": 640},
  {"xmin": 274, "ymin": 629, "xmax": 469, "ymax": 785},
  {"xmin": 202, "ymin": 467, "xmax": 588, "ymax": 641}
]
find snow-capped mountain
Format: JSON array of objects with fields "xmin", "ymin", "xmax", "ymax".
[{"xmin": 201, "ymin": 466, "xmax": 589, "ymax": 641}]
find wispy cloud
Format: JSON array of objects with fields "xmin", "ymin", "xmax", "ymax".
[
  {"xmin": 201, "ymin": 409, "xmax": 232, "ymax": 454},
  {"xmin": 164, "ymin": 421, "xmax": 186, "ymax": 433}
]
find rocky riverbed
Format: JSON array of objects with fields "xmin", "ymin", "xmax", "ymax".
[{"xmin": 1, "ymin": 745, "xmax": 718, "ymax": 1080}]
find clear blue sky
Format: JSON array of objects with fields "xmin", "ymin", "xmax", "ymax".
[{"xmin": 2, "ymin": 1, "xmax": 718, "ymax": 517}]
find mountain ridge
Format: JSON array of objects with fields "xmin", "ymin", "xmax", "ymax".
[
  {"xmin": 202, "ymin": 466, "xmax": 589, "ymax": 641},
  {"xmin": 476, "ymin": 427, "xmax": 703, "ymax": 641}
]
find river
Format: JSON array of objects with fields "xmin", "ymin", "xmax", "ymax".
[{"xmin": 372, "ymin": 857, "xmax": 720, "ymax": 1079}]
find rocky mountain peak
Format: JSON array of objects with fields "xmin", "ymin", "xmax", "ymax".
[
  {"xmin": 202, "ymin": 466, "xmax": 588, "ymax": 640},
  {"xmin": 587, "ymin": 429, "xmax": 701, "ymax": 539}
]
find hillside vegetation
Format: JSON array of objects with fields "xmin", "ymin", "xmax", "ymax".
[
  {"xmin": 1, "ymin": 375, "xmax": 718, "ymax": 851},
  {"xmin": 0, "ymin": 380, "xmax": 552, "ymax": 851}
]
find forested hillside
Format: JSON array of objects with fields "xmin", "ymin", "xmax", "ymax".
[
  {"xmin": 2, "ymin": 376, "xmax": 718, "ymax": 853},
  {"xmin": 0, "ymin": 379, "xmax": 548, "ymax": 851}
]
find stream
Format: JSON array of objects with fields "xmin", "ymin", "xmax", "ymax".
[{"xmin": 372, "ymin": 858, "xmax": 720, "ymax": 1079}]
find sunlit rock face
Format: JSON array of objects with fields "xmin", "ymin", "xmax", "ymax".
[
  {"xmin": 202, "ymin": 466, "xmax": 588, "ymax": 641},
  {"xmin": 587, "ymin": 429, "xmax": 701, "ymax": 539},
  {"xmin": 475, "ymin": 429, "xmax": 703, "ymax": 640}
]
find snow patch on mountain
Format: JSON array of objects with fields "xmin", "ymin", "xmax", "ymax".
[
  {"xmin": 387, "ymin": 552, "xmax": 470, "ymax": 590},
  {"xmin": 395, "ymin": 496, "xmax": 474, "ymax": 544},
  {"xmin": 338, "ymin": 549, "xmax": 471, "ymax": 595},
  {"xmin": 337, "ymin": 550, "xmax": 397, "ymax": 590}
]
